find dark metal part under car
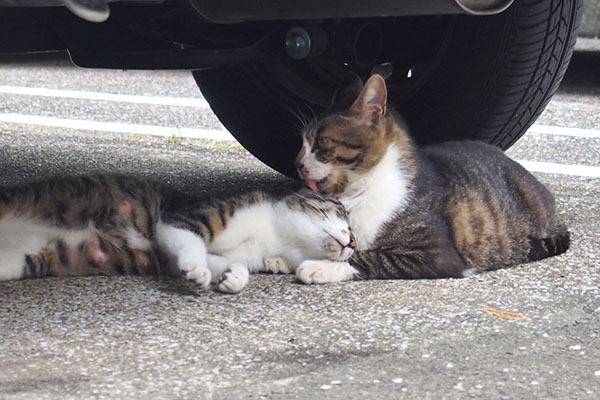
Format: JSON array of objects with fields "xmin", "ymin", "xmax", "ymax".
[
  {"xmin": 0, "ymin": 0, "xmax": 515, "ymax": 71},
  {"xmin": 187, "ymin": 0, "xmax": 515, "ymax": 23},
  {"xmin": 0, "ymin": 0, "xmax": 515, "ymax": 22}
]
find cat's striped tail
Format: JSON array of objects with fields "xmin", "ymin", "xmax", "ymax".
[{"xmin": 527, "ymin": 224, "xmax": 570, "ymax": 262}]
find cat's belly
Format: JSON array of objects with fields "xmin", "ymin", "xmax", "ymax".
[{"xmin": 0, "ymin": 215, "xmax": 53, "ymax": 279}]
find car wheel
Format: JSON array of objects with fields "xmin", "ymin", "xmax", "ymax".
[{"xmin": 193, "ymin": 0, "xmax": 583, "ymax": 177}]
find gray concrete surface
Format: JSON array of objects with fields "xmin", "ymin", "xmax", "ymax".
[
  {"xmin": 581, "ymin": 0, "xmax": 600, "ymax": 38},
  {"xmin": 1, "ymin": 42, "xmax": 600, "ymax": 399}
]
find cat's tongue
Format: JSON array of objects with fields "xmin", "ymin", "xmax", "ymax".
[{"xmin": 306, "ymin": 179, "xmax": 319, "ymax": 192}]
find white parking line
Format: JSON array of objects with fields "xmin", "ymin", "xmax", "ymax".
[
  {"xmin": 0, "ymin": 113, "xmax": 234, "ymax": 141},
  {"xmin": 528, "ymin": 124, "xmax": 600, "ymax": 139},
  {"xmin": 2, "ymin": 113, "xmax": 597, "ymax": 178},
  {"xmin": 516, "ymin": 160, "xmax": 600, "ymax": 178},
  {"xmin": 0, "ymin": 85, "xmax": 210, "ymax": 108}
]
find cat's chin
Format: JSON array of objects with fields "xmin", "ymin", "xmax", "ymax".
[{"xmin": 337, "ymin": 246, "xmax": 354, "ymax": 261}]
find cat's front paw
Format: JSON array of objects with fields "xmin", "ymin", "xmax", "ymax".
[
  {"xmin": 218, "ymin": 263, "xmax": 250, "ymax": 294},
  {"xmin": 182, "ymin": 263, "xmax": 212, "ymax": 289},
  {"xmin": 263, "ymin": 257, "xmax": 292, "ymax": 274},
  {"xmin": 296, "ymin": 260, "xmax": 357, "ymax": 284}
]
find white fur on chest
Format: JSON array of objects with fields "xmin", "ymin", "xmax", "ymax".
[{"xmin": 341, "ymin": 144, "xmax": 411, "ymax": 249}]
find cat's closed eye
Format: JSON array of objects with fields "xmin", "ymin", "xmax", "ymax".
[{"xmin": 317, "ymin": 136, "xmax": 330, "ymax": 148}]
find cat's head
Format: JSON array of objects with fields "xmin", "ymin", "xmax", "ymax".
[
  {"xmin": 281, "ymin": 191, "xmax": 356, "ymax": 261},
  {"xmin": 295, "ymin": 73, "xmax": 398, "ymax": 195}
]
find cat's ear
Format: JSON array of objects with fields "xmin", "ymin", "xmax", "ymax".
[
  {"xmin": 331, "ymin": 72, "xmax": 364, "ymax": 111},
  {"xmin": 349, "ymin": 74, "xmax": 387, "ymax": 125}
]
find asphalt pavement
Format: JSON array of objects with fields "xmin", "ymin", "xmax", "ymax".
[{"xmin": 0, "ymin": 40, "xmax": 599, "ymax": 399}]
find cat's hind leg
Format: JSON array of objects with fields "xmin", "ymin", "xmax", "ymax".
[
  {"xmin": 20, "ymin": 246, "xmax": 58, "ymax": 279},
  {"xmin": 156, "ymin": 221, "xmax": 211, "ymax": 289},
  {"xmin": 0, "ymin": 214, "xmax": 53, "ymax": 280},
  {"xmin": 527, "ymin": 223, "xmax": 571, "ymax": 263},
  {"xmin": 0, "ymin": 250, "xmax": 29, "ymax": 280},
  {"xmin": 12, "ymin": 241, "xmax": 75, "ymax": 280}
]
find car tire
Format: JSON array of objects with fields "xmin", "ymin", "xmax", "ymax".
[{"xmin": 193, "ymin": 0, "xmax": 583, "ymax": 177}]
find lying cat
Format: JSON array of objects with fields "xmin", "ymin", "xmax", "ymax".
[
  {"xmin": 294, "ymin": 73, "xmax": 570, "ymax": 283},
  {"xmin": 159, "ymin": 188, "xmax": 355, "ymax": 293},
  {"xmin": 0, "ymin": 175, "xmax": 355, "ymax": 293}
]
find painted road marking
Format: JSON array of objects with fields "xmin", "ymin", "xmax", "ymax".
[
  {"xmin": 0, "ymin": 113, "xmax": 233, "ymax": 141},
  {"xmin": 0, "ymin": 85, "xmax": 210, "ymax": 108},
  {"xmin": 516, "ymin": 160, "xmax": 600, "ymax": 178},
  {"xmin": 1, "ymin": 85, "xmax": 599, "ymax": 139},
  {"xmin": 1, "ymin": 113, "xmax": 597, "ymax": 178},
  {"xmin": 528, "ymin": 124, "xmax": 600, "ymax": 139}
]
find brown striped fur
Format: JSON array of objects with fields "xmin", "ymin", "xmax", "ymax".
[
  {"xmin": 0, "ymin": 175, "xmax": 351, "ymax": 281},
  {"xmin": 296, "ymin": 73, "xmax": 570, "ymax": 279},
  {"xmin": 0, "ymin": 175, "xmax": 164, "ymax": 278},
  {"xmin": 160, "ymin": 189, "xmax": 350, "ymax": 244}
]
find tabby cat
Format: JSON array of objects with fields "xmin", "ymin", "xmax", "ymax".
[
  {"xmin": 294, "ymin": 73, "xmax": 570, "ymax": 284},
  {"xmin": 0, "ymin": 175, "xmax": 355, "ymax": 293}
]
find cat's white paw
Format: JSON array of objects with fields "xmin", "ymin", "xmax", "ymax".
[
  {"xmin": 296, "ymin": 260, "xmax": 357, "ymax": 284},
  {"xmin": 263, "ymin": 257, "xmax": 292, "ymax": 274},
  {"xmin": 183, "ymin": 263, "xmax": 212, "ymax": 289},
  {"xmin": 218, "ymin": 263, "xmax": 250, "ymax": 294}
]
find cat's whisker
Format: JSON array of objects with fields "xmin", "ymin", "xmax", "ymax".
[
  {"xmin": 286, "ymin": 101, "xmax": 313, "ymax": 131},
  {"xmin": 304, "ymin": 103, "xmax": 318, "ymax": 126},
  {"xmin": 284, "ymin": 120, "xmax": 307, "ymax": 133}
]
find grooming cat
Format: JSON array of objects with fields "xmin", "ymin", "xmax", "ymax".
[
  {"xmin": 294, "ymin": 73, "xmax": 569, "ymax": 284},
  {"xmin": 0, "ymin": 175, "xmax": 355, "ymax": 293}
]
